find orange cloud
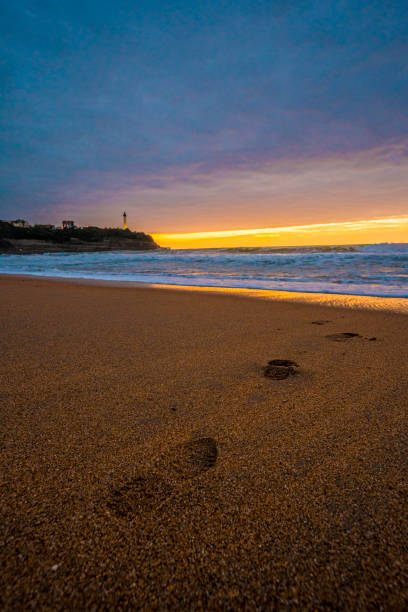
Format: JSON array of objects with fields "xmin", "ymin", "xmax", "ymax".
[{"xmin": 153, "ymin": 215, "xmax": 408, "ymax": 248}]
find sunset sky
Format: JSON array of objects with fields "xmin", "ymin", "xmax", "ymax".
[{"xmin": 1, "ymin": 1, "xmax": 408, "ymax": 247}]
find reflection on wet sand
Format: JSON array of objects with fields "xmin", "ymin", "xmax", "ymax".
[{"xmin": 148, "ymin": 283, "xmax": 408, "ymax": 314}]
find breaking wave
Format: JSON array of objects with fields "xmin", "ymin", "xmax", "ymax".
[{"xmin": 1, "ymin": 243, "xmax": 408, "ymax": 298}]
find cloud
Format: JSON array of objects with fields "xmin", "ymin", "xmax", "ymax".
[
  {"xmin": 1, "ymin": 1, "xmax": 408, "ymax": 224},
  {"xmin": 70, "ymin": 142, "xmax": 408, "ymax": 232}
]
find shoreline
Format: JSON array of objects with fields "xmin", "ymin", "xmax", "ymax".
[{"xmin": 2, "ymin": 272, "xmax": 408, "ymax": 314}]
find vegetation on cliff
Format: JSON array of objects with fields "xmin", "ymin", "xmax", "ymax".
[{"xmin": 0, "ymin": 221, "xmax": 159, "ymax": 253}]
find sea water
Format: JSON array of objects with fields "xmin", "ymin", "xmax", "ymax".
[{"xmin": 1, "ymin": 244, "xmax": 408, "ymax": 298}]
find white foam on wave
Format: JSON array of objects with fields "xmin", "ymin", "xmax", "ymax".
[{"xmin": 1, "ymin": 243, "xmax": 408, "ymax": 299}]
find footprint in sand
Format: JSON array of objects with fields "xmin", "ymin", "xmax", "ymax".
[
  {"xmin": 264, "ymin": 359, "xmax": 299, "ymax": 379},
  {"xmin": 107, "ymin": 438, "xmax": 218, "ymax": 517},
  {"xmin": 162, "ymin": 437, "xmax": 218, "ymax": 478},
  {"xmin": 107, "ymin": 475, "xmax": 172, "ymax": 518},
  {"xmin": 325, "ymin": 332, "xmax": 361, "ymax": 342}
]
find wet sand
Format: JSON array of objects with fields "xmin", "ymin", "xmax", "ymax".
[{"xmin": 1, "ymin": 275, "xmax": 408, "ymax": 609}]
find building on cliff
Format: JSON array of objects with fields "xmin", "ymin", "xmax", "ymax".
[
  {"xmin": 11, "ymin": 219, "xmax": 30, "ymax": 228},
  {"xmin": 62, "ymin": 220, "xmax": 75, "ymax": 229}
]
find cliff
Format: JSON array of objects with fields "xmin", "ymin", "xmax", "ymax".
[{"xmin": 0, "ymin": 222, "xmax": 160, "ymax": 254}]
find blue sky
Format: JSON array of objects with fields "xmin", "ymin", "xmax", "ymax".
[{"xmin": 1, "ymin": 1, "xmax": 408, "ymax": 233}]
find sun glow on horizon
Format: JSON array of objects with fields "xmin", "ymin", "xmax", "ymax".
[{"xmin": 153, "ymin": 215, "xmax": 408, "ymax": 248}]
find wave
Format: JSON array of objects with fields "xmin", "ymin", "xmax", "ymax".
[{"xmin": 1, "ymin": 243, "xmax": 408, "ymax": 298}]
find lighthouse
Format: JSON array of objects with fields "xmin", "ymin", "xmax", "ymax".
[{"xmin": 123, "ymin": 211, "xmax": 128, "ymax": 230}]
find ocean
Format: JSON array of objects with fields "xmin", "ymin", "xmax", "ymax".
[{"xmin": 1, "ymin": 243, "xmax": 408, "ymax": 298}]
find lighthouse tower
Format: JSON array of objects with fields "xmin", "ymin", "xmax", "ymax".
[{"xmin": 123, "ymin": 211, "xmax": 128, "ymax": 230}]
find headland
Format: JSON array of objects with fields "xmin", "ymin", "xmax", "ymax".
[{"xmin": 0, "ymin": 220, "xmax": 160, "ymax": 254}]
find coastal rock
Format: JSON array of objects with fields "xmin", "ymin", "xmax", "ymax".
[
  {"xmin": 0, "ymin": 238, "xmax": 13, "ymax": 251},
  {"xmin": 1, "ymin": 237, "xmax": 160, "ymax": 254}
]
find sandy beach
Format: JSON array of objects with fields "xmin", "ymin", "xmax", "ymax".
[{"xmin": 1, "ymin": 275, "xmax": 407, "ymax": 609}]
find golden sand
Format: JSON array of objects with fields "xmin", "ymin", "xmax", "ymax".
[{"xmin": 1, "ymin": 276, "xmax": 407, "ymax": 609}]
